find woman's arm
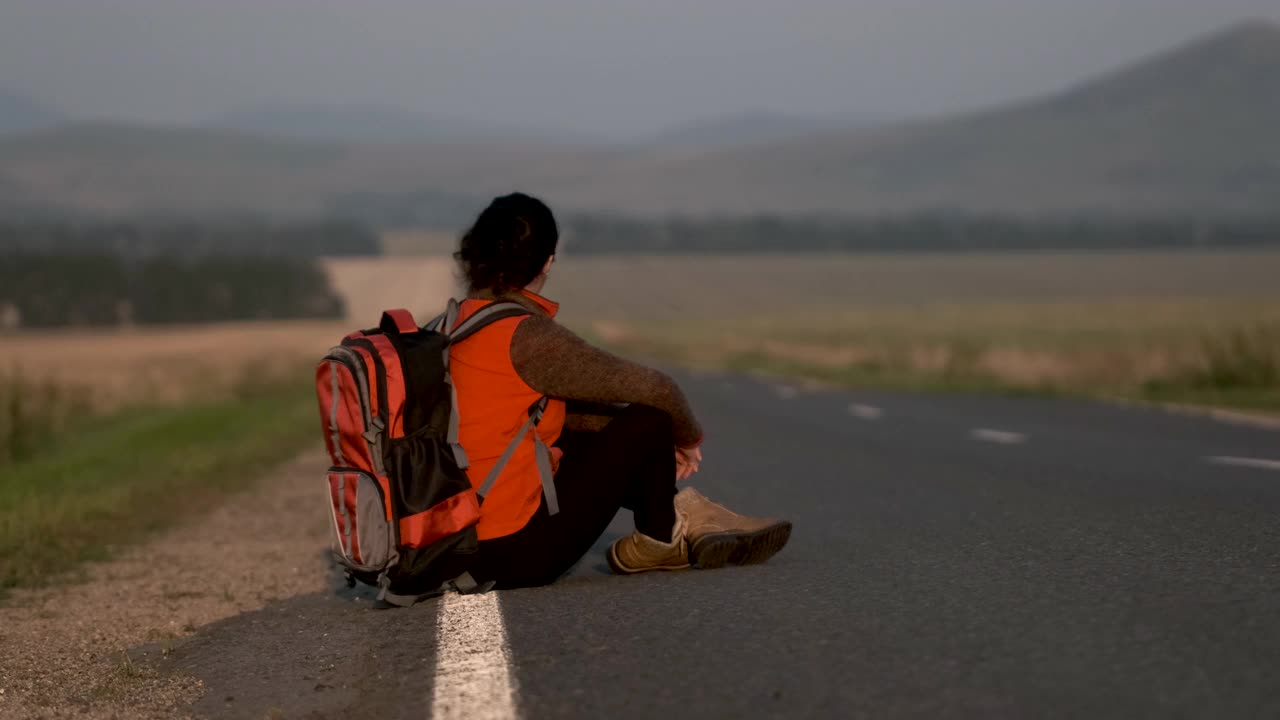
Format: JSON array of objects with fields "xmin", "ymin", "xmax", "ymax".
[{"xmin": 509, "ymin": 315, "xmax": 703, "ymax": 447}]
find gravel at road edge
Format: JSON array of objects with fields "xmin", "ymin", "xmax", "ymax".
[{"xmin": 0, "ymin": 451, "xmax": 332, "ymax": 719}]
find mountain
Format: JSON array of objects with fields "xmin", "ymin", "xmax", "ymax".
[
  {"xmin": 644, "ymin": 111, "xmax": 893, "ymax": 149},
  {"xmin": 543, "ymin": 19, "xmax": 1280, "ymax": 215},
  {"xmin": 1, "ymin": 20, "xmax": 1278, "ymax": 219},
  {"xmin": 0, "ymin": 90, "xmax": 65, "ymax": 134},
  {"xmin": 0, "ymin": 123, "xmax": 344, "ymax": 215},
  {"xmin": 0, "ymin": 122, "xmax": 609, "ymax": 216},
  {"xmin": 213, "ymin": 103, "xmax": 598, "ymax": 145}
]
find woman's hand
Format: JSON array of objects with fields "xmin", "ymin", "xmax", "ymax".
[{"xmin": 675, "ymin": 445, "xmax": 703, "ymax": 482}]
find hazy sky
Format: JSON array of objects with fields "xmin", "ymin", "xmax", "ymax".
[{"xmin": 2, "ymin": 0, "xmax": 1277, "ymax": 135}]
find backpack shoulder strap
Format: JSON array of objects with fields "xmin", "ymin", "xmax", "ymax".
[
  {"xmin": 476, "ymin": 397, "xmax": 559, "ymax": 515},
  {"xmin": 424, "ymin": 299, "xmax": 457, "ymax": 334},
  {"xmin": 448, "ymin": 301, "xmax": 533, "ymax": 343},
  {"xmin": 439, "ymin": 299, "xmax": 558, "ymax": 514},
  {"xmin": 435, "ymin": 299, "xmax": 536, "ymax": 472}
]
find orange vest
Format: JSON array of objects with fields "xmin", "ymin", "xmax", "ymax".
[{"xmin": 450, "ymin": 291, "xmax": 566, "ymax": 540}]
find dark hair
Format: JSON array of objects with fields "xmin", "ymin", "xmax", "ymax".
[{"xmin": 455, "ymin": 193, "xmax": 559, "ymax": 294}]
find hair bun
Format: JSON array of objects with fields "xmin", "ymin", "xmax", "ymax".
[{"xmin": 453, "ymin": 193, "xmax": 559, "ymax": 294}]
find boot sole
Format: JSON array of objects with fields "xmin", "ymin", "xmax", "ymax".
[
  {"xmin": 689, "ymin": 521, "xmax": 792, "ymax": 569},
  {"xmin": 607, "ymin": 544, "xmax": 691, "ymax": 575}
]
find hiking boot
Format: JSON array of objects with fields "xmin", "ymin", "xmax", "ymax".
[
  {"xmin": 675, "ymin": 487, "xmax": 792, "ymax": 569},
  {"xmin": 607, "ymin": 512, "xmax": 691, "ymax": 575}
]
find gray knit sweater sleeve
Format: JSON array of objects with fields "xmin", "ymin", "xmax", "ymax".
[{"xmin": 508, "ymin": 314, "xmax": 703, "ymax": 447}]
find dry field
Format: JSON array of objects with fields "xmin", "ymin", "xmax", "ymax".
[
  {"xmin": 544, "ymin": 252, "xmax": 1280, "ymax": 405},
  {"xmin": 4, "ymin": 250, "xmax": 1279, "ymax": 412},
  {"xmin": 0, "ymin": 258, "xmax": 458, "ymax": 413},
  {"xmin": 324, "ymin": 256, "xmax": 459, "ymax": 324},
  {"xmin": 380, "ymin": 228, "xmax": 461, "ymax": 256},
  {"xmin": 547, "ymin": 251, "xmax": 1280, "ymax": 324}
]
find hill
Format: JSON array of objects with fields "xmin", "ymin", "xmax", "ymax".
[
  {"xmin": 0, "ymin": 90, "xmax": 65, "ymax": 134},
  {"xmin": 0, "ymin": 123, "xmax": 343, "ymax": 215},
  {"xmin": 643, "ymin": 111, "xmax": 893, "ymax": 148},
  {"xmin": 544, "ymin": 20, "xmax": 1280, "ymax": 215},
  {"xmin": 0, "ymin": 121, "xmax": 614, "ymax": 217},
  {"xmin": 212, "ymin": 102, "xmax": 597, "ymax": 145},
  {"xmin": 1, "ymin": 21, "xmax": 1277, "ymax": 219}
]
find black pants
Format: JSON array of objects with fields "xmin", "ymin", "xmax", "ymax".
[{"xmin": 469, "ymin": 404, "xmax": 678, "ymax": 589}]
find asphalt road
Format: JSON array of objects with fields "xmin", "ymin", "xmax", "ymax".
[{"xmin": 167, "ymin": 371, "xmax": 1280, "ymax": 719}]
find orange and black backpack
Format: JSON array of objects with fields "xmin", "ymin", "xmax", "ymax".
[{"xmin": 315, "ymin": 299, "xmax": 556, "ymax": 607}]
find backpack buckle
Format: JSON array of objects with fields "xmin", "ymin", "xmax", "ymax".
[
  {"xmin": 528, "ymin": 397, "xmax": 548, "ymax": 424},
  {"xmin": 362, "ymin": 416, "xmax": 386, "ymax": 445}
]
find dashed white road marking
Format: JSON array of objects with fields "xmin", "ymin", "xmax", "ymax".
[
  {"xmin": 970, "ymin": 428, "xmax": 1027, "ymax": 445},
  {"xmin": 849, "ymin": 403, "xmax": 883, "ymax": 420},
  {"xmin": 1205, "ymin": 456, "xmax": 1280, "ymax": 472},
  {"xmin": 773, "ymin": 384, "xmax": 799, "ymax": 399},
  {"xmin": 431, "ymin": 591, "xmax": 518, "ymax": 720}
]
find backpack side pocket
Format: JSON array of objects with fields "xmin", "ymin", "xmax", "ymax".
[{"xmin": 326, "ymin": 467, "xmax": 396, "ymax": 572}]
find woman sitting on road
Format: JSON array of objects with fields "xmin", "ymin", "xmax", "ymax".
[{"xmin": 450, "ymin": 192, "xmax": 791, "ymax": 588}]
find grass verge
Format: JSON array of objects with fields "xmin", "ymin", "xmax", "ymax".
[
  {"xmin": 592, "ymin": 307, "xmax": 1280, "ymax": 414},
  {"xmin": 0, "ymin": 377, "xmax": 318, "ymax": 593},
  {"xmin": 1, "ymin": 369, "xmax": 93, "ymax": 465},
  {"xmin": 718, "ymin": 348, "xmax": 1280, "ymax": 413}
]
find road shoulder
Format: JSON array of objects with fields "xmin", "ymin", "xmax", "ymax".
[{"xmin": 0, "ymin": 451, "xmax": 332, "ymax": 719}]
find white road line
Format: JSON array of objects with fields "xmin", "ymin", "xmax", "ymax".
[
  {"xmin": 430, "ymin": 592, "xmax": 518, "ymax": 720},
  {"xmin": 774, "ymin": 385, "xmax": 799, "ymax": 399},
  {"xmin": 1205, "ymin": 456, "xmax": 1280, "ymax": 472},
  {"xmin": 849, "ymin": 403, "xmax": 883, "ymax": 420},
  {"xmin": 970, "ymin": 428, "xmax": 1027, "ymax": 445}
]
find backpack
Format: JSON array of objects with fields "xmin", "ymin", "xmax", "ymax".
[{"xmin": 315, "ymin": 299, "xmax": 559, "ymax": 607}]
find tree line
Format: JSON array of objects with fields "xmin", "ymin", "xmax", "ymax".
[
  {"xmin": 561, "ymin": 213, "xmax": 1280, "ymax": 253},
  {"xmin": 1, "ymin": 252, "xmax": 343, "ymax": 329},
  {"xmin": 311, "ymin": 184, "xmax": 1280, "ymax": 254},
  {"xmin": 0, "ymin": 217, "xmax": 379, "ymax": 257}
]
